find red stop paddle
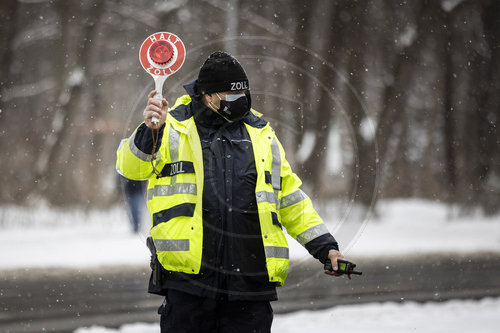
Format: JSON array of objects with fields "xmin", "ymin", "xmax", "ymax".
[{"xmin": 139, "ymin": 32, "xmax": 186, "ymax": 124}]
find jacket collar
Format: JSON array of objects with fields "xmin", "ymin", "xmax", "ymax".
[{"xmin": 183, "ymin": 79, "xmax": 198, "ymax": 100}]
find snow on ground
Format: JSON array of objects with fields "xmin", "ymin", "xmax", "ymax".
[
  {"xmin": 0, "ymin": 205, "xmax": 150, "ymax": 269},
  {"xmin": 1, "ymin": 199, "xmax": 499, "ymax": 269},
  {"xmin": 286, "ymin": 199, "xmax": 500, "ymax": 262},
  {"xmin": 353, "ymin": 199, "xmax": 500, "ymax": 256},
  {"xmin": 74, "ymin": 297, "xmax": 500, "ymax": 333}
]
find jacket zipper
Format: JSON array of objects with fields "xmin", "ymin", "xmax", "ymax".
[{"xmin": 214, "ymin": 135, "xmax": 227, "ymax": 298}]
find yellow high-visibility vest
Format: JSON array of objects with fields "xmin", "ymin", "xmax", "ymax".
[{"xmin": 116, "ymin": 95, "xmax": 329, "ymax": 286}]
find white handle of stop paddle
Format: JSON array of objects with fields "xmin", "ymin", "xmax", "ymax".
[
  {"xmin": 152, "ymin": 93, "xmax": 161, "ymax": 125},
  {"xmin": 152, "ymin": 75, "xmax": 167, "ymax": 125}
]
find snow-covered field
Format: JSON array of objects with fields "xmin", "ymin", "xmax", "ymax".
[
  {"xmin": 75, "ymin": 297, "xmax": 500, "ymax": 333},
  {"xmin": 0, "ymin": 206, "xmax": 149, "ymax": 269},
  {"xmin": 1, "ymin": 199, "xmax": 499, "ymax": 269}
]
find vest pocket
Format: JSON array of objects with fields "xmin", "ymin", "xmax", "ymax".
[{"xmin": 264, "ymin": 171, "xmax": 282, "ymax": 190}]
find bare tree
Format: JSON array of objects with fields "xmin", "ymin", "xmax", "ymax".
[{"xmin": 0, "ymin": 0, "xmax": 499, "ymax": 214}]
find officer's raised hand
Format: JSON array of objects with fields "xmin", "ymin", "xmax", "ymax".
[
  {"xmin": 324, "ymin": 249, "xmax": 353, "ymax": 280},
  {"xmin": 143, "ymin": 90, "xmax": 168, "ymax": 130}
]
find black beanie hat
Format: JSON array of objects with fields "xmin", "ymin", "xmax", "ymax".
[{"xmin": 196, "ymin": 51, "xmax": 249, "ymax": 95}]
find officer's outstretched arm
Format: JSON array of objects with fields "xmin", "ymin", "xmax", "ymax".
[{"xmin": 275, "ymin": 138, "xmax": 338, "ymax": 259}]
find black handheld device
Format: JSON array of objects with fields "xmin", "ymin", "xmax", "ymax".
[
  {"xmin": 146, "ymin": 236, "xmax": 162, "ymax": 286},
  {"xmin": 324, "ymin": 259, "xmax": 362, "ymax": 275}
]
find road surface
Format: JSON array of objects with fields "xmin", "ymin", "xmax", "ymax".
[{"xmin": 1, "ymin": 252, "xmax": 499, "ymax": 332}]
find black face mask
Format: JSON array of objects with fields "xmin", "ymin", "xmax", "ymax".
[{"xmin": 209, "ymin": 92, "xmax": 250, "ymax": 123}]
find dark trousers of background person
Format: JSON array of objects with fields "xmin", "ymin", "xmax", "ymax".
[
  {"xmin": 124, "ymin": 190, "xmax": 144, "ymax": 233},
  {"xmin": 119, "ymin": 176, "xmax": 146, "ymax": 233},
  {"xmin": 158, "ymin": 289, "xmax": 273, "ymax": 333}
]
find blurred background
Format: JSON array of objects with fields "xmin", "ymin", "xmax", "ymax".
[
  {"xmin": 1, "ymin": 0, "xmax": 500, "ymax": 332},
  {"xmin": 1, "ymin": 0, "xmax": 499, "ymax": 213}
]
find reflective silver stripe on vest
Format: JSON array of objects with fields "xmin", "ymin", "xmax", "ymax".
[
  {"xmin": 118, "ymin": 138, "xmax": 126, "ymax": 152},
  {"xmin": 169, "ymin": 125, "xmax": 180, "ymax": 185},
  {"xmin": 153, "ymin": 239, "xmax": 190, "ymax": 251},
  {"xmin": 270, "ymin": 138, "xmax": 281, "ymax": 189},
  {"xmin": 270, "ymin": 138, "xmax": 281, "ymax": 209},
  {"xmin": 296, "ymin": 224, "xmax": 330, "ymax": 246},
  {"xmin": 147, "ymin": 183, "xmax": 197, "ymax": 201},
  {"xmin": 280, "ymin": 189, "xmax": 308, "ymax": 209},
  {"xmin": 256, "ymin": 191, "xmax": 277, "ymax": 205},
  {"xmin": 264, "ymin": 246, "xmax": 289, "ymax": 259},
  {"xmin": 116, "ymin": 163, "xmax": 125, "ymax": 177},
  {"xmin": 128, "ymin": 131, "xmax": 160, "ymax": 162},
  {"xmin": 116, "ymin": 140, "xmax": 126, "ymax": 177}
]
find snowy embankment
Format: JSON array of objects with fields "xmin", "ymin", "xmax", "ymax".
[
  {"xmin": 0, "ymin": 199, "xmax": 499, "ymax": 270},
  {"xmin": 75, "ymin": 297, "xmax": 500, "ymax": 333}
]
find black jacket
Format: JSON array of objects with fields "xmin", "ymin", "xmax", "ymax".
[{"xmin": 135, "ymin": 81, "xmax": 338, "ymax": 301}]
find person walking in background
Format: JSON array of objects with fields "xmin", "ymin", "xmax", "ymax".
[
  {"xmin": 118, "ymin": 174, "xmax": 146, "ymax": 233},
  {"xmin": 116, "ymin": 51, "xmax": 353, "ymax": 332}
]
